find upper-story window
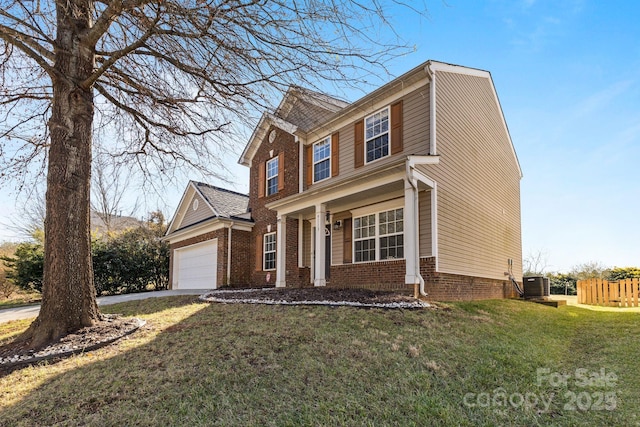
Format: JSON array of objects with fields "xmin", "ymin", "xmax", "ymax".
[
  {"xmin": 266, "ymin": 156, "xmax": 279, "ymax": 196},
  {"xmin": 313, "ymin": 137, "xmax": 331, "ymax": 183},
  {"xmin": 365, "ymin": 107, "xmax": 390, "ymax": 163}
]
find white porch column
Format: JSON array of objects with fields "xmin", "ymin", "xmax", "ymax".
[
  {"xmin": 404, "ymin": 178, "xmax": 419, "ymax": 285},
  {"xmin": 298, "ymin": 214, "xmax": 304, "ymax": 268},
  {"xmin": 276, "ymin": 214, "xmax": 287, "ymax": 288},
  {"xmin": 314, "ymin": 203, "xmax": 327, "ymax": 287}
]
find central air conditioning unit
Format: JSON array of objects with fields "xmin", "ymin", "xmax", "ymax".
[{"xmin": 523, "ymin": 276, "xmax": 550, "ymax": 299}]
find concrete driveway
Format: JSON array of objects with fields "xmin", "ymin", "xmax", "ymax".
[{"xmin": 0, "ymin": 289, "xmax": 208, "ymax": 323}]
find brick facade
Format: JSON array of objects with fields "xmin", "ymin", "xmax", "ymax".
[
  {"xmin": 248, "ymin": 125, "xmax": 309, "ymax": 286},
  {"xmin": 322, "ymin": 257, "xmax": 519, "ymax": 301},
  {"xmin": 329, "ymin": 260, "xmax": 412, "ymax": 294},
  {"xmin": 419, "ymin": 257, "xmax": 519, "ymax": 301}
]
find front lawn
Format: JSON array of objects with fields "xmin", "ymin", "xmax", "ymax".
[{"xmin": 0, "ymin": 297, "xmax": 638, "ymax": 426}]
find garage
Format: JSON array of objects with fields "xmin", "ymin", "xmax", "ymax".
[{"xmin": 173, "ymin": 239, "xmax": 218, "ymax": 289}]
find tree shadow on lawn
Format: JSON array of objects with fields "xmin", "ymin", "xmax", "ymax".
[
  {"xmin": 101, "ymin": 295, "xmax": 204, "ymax": 317},
  {"xmin": 0, "ymin": 302, "xmax": 455, "ymax": 426},
  {"xmin": 0, "ymin": 300, "xmax": 635, "ymax": 426}
]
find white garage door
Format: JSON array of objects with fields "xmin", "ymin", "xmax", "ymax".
[{"xmin": 174, "ymin": 239, "xmax": 217, "ymax": 289}]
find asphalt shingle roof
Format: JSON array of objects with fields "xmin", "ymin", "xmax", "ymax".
[{"xmin": 193, "ymin": 181, "xmax": 249, "ymax": 218}]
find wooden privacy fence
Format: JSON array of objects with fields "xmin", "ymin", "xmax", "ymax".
[{"xmin": 577, "ymin": 278, "xmax": 640, "ymax": 307}]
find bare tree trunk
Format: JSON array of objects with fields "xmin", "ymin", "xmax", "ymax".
[{"xmin": 24, "ymin": 0, "xmax": 100, "ymax": 347}]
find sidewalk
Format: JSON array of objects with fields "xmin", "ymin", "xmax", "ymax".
[{"xmin": 0, "ymin": 289, "xmax": 208, "ymax": 323}]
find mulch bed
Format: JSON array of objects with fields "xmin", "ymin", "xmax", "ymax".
[
  {"xmin": 0, "ymin": 315, "xmax": 145, "ymax": 373},
  {"xmin": 201, "ymin": 287, "xmax": 429, "ymax": 308}
]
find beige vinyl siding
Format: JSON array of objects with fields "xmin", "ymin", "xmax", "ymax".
[
  {"xmin": 420, "ymin": 71, "xmax": 522, "ymax": 281},
  {"xmin": 302, "ymin": 220, "xmax": 311, "ymax": 267},
  {"xmin": 312, "ymin": 86, "xmax": 430, "ymax": 190},
  {"xmin": 419, "ymin": 190, "xmax": 432, "ymax": 257},
  {"xmin": 179, "ymin": 193, "xmax": 214, "ymax": 229},
  {"xmin": 330, "ymin": 211, "xmax": 351, "ymax": 265}
]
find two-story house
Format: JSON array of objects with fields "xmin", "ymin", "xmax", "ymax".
[{"xmin": 164, "ymin": 60, "xmax": 523, "ymax": 300}]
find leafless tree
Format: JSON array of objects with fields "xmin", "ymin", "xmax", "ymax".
[
  {"xmin": 91, "ymin": 154, "xmax": 140, "ymax": 234},
  {"xmin": 523, "ymin": 250, "xmax": 548, "ymax": 276},
  {"xmin": 0, "ymin": 0, "xmax": 426, "ymax": 347},
  {"xmin": 570, "ymin": 261, "xmax": 609, "ymax": 280},
  {"xmin": 5, "ymin": 187, "xmax": 47, "ymax": 241}
]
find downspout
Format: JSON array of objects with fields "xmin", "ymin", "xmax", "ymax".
[
  {"xmin": 227, "ymin": 222, "xmax": 234, "ymax": 286},
  {"xmin": 406, "ymin": 163, "xmax": 427, "ymax": 297}
]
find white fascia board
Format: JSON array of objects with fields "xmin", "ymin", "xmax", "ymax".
[
  {"xmin": 163, "ymin": 218, "xmax": 253, "ymax": 244},
  {"xmin": 267, "ymin": 113, "xmax": 298, "ymax": 135},
  {"xmin": 267, "ymin": 165, "xmax": 405, "ymax": 216},
  {"xmin": 407, "ymin": 155, "xmax": 440, "ymax": 168},
  {"xmin": 427, "ymin": 61, "xmax": 491, "ymax": 79},
  {"xmin": 303, "ymin": 76, "xmax": 429, "ymax": 142},
  {"xmin": 427, "ymin": 61, "xmax": 523, "ymax": 179},
  {"xmin": 487, "ymin": 77, "xmax": 523, "ymax": 179},
  {"xmin": 165, "ymin": 183, "xmax": 196, "ymax": 235},
  {"xmin": 238, "ymin": 113, "xmax": 299, "ymax": 167},
  {"xmin": 239, "ymin": 113, "xmax": 270, "ymax": 166}
]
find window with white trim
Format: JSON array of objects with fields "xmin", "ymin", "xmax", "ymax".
[
  {"xmin": 313, "ymin": 137, "xmax": 331, "ymax": 183},
  {"xmin": 354, "ymin": 214, "xmax": 376, "ymax": 262},
  {"xmin": 353, "ymin": 207, "xmax": 404, "ymax": 262},
  {"xmin": 263, "ymin": 232, "xmax": 276, "ymax": 270},
  {"xmin": 379, "ymin": 208, "xmax": 404, "ymax": 260},
  {"xmin": 365, "ymin": 107, "xmax": 389, "ymax": 163},
  {"xmin": 266, "ymin": 157, "xmax": 279, "ymax": 196}
]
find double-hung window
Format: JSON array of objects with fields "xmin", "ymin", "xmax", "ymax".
[
  {"xmin": 379, "ymin": 208, "xmax": 404, "ymax": 260},
  {"xmin": 263, "ymin": 232, "xmax": 276, "ymax": 270},
  {"xmin": 365, "ymin": 107, "xmax": 390, "ymax": 163},
  {"xmin": 354, "ymin": 214, "xmax": 376, "ymax": 262},
  {"xmin": 266, "ymin": 157, "xmax": 279, "ymax": 196},
  {"xmin": 313, "ymin": 137, "xmax": 331, "ymax": 183},
  {"xmin": 353, "ymin": 207, "xmax": 404, "ymax": 262}
]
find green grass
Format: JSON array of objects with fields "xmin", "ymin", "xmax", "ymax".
[{"xmin": 0, "ymin": 297, "xmax": 638, "ymax": 426}]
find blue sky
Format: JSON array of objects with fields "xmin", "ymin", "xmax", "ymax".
[{"xmin": 0, "ymin": 0, "xmax": 638, "ymax": 272}]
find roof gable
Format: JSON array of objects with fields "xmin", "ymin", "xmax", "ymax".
[
  {"xmin": 238, "ymin": 86, "xmax": 347, "ymax": 167},
  {"xmin": 166, "ymin": 181, "xmax": 249, "ymax": 235},
  {"xmin": 194, "ymin": 182, "xmax": 249, "ymax": 218}
]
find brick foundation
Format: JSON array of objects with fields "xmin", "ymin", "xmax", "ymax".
[
  {"xmin": 307, "ymin": 257, "xmax": 519, "ymax": 301},
  {"xmin": 329, "ymin": 260, "xmax": 413, "ymax": 294},
  {"xmin": 419, "ymin": 257, "xmax": 519, "ymax": 301}
]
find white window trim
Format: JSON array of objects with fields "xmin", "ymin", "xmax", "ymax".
[
  {"xmin": 352, "ymin": 202, "xmax": 405, "ymax": 264},
  {"xmin": 312, "ymin": 136, "xmax": 331, "ymax": 184},
  {"xmin": 263, "ymin": 232, "xmax": 276, "ymax": 271},
  {"xmin": 353, "ymin": 213, "xmax": 377, "ymax": 263},
  {"xmin": 364, "ymin": 106, "xmax": 391, "ymax": 165},
  {"xmin": 266, "ymin": 157, "xmax": 279, "ymax": 196}
]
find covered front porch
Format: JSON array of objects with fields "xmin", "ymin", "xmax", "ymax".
[{"xmin": 267, "ymin": 156, "xmax": 439, "ymax": 295}]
